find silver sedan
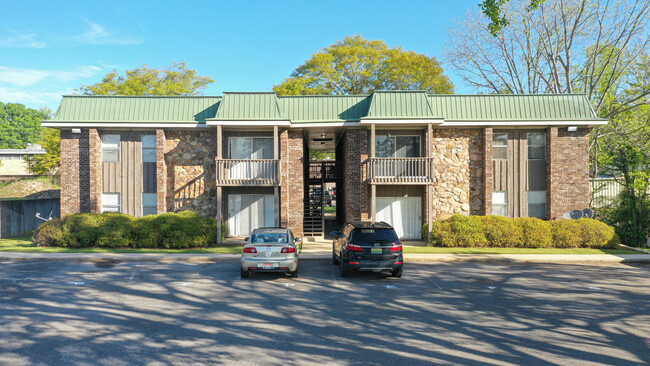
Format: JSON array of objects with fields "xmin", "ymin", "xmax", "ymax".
[{"xmin": 240, "ymin": 228, "xmax": 302, "ymax": 278}]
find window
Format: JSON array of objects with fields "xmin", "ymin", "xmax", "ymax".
[
  {"xmin": 142, "ymin": 193, "xmax": 157, "ymax": 216},
  {"xmin": 492, "ymin": 191, "xmax": 508, "ymax": 216},
  {"xmin": 528, "ymin": 191, "xmax": 546, "ymax": 219},
  {"xmin": 102, "ymin": 134, "xmax": 120, "ymax": 162},
  {"xmin": 229, "ymin": 137, "xmax": 273, "ymax": 159},
  {"xmin": 527, "ymin": 132, "xmax": 546, "ymax": 160},
  {"xmin": 375, "ymin": 135, "xmax": 420, "ymax": 157},
  {"xmin": 492, "ymin": 132, "xmax": 508, "ymax": 160},
  {"xmin": 142, "ymin": 135, "xmax": 156, "ymax": 163},
  {"xmin": 102, "ymin": 193, "xmax": 120, "ymax": 213}
]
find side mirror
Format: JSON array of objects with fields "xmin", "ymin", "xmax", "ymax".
[
  {"xmin": 294, "ymin": 237, "xmax": 302, "ymax": 242},
  {"xmin": 244, "ymin": 237, "xmax": 249, "ymax": 242},
  {"xmin": 331, "ymin": 230, "xmax": 338, "ymax": 236}
]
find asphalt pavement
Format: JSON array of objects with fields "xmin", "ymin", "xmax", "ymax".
[{"xmin": 1, "ymin": 259, "xmax": 649, "ymax": 365}]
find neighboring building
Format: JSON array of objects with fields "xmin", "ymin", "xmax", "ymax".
[
  {"xmin": 42, "ymin": 91, "xmax": 606, "ymax": 240},
  {"xmin": 0, "ymin": 144, "xmax": 46, "ymax": 180}
]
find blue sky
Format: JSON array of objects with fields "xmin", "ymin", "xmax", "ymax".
[{"xmin": 0, "ymin": 0, "xmax": 482, "ymax": 111}]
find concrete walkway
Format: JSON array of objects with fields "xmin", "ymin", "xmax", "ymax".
[{"xmin": 1, "ymin": 237, "xmax": 649, "ymax": 264}]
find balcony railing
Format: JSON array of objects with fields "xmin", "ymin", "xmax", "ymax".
[
  {"xmin": 308, "ymin": 161, "xmax": 343, "ymax": 181},
  {"xmin": 216, "ymin": 159, "xmax": 279, "ymax": 186},
  {"xmin": 369, "ymin": 157, "xmax": 435, "ymax": 184}
]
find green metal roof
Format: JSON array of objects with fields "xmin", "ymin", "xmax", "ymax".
[
  {"xmin": 213, "ymin": 92, "xmax": 285, "ymax": 120},
  {"xmin": 51, "ymin": 95, "xmax": 221, "ymax": 123},
  {"xmin": 48, "ymin": 92, "xmax": 602, "ymax": 125},
  {"xmin": 365, "ymin": 91, "xmax": 436, "ymax": 119},
  {"xmin": 427, "ymin": 94, "xmax": 600, "ymax": 121},
  {"xmin": 280, "ymin": 95, "xmax": 370, "ymax": 122}
]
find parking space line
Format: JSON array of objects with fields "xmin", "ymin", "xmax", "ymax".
[
  {"xmin": 415, "ymin": 266, "xmax": 444, "ymax": 290},
  {"xmin": 127, "ymin": 261, "xmax": 140, "ymax": 284}
]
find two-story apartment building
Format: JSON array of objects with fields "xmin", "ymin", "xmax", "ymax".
[{"xmin": 43, "ymin": 91, "xmax": 606, "ymax": 240}]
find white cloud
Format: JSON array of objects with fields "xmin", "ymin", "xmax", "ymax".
[
  {"xmin": 0, "ymin": 86, "xmax": 64, "ymax": 108},
  {"xmin": 0, "ymin": 65, "xmax": 101, "ymax": 87},
  {"xmin": 0, "ymin": 29, "xmax": 46, "ymax": 48},
  {"xmin": 75, "ymin": 20, "xmax": 142, "ymax": 45}
]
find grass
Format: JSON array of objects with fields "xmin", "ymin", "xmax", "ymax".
[
  {"xmin": 0, "ymin": 236, "xmax": 242, "ymax": 254},
  {"xmin": 324, "ymin": 206, "xmax": 336, "ymax": 213},
  {"xmin": 403, "ymin": 246, "xmax": 644, "ymax": 254}
]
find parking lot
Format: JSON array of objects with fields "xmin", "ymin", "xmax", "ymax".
[{"xmin": 1, "ymin": 259, "xmax": 649, "ymax": 365}]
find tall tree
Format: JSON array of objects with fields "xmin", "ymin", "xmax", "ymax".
[
  {"xmin": 26, "ymin": 128, "xmax": 60, "ymax": 177},
  {"xmin": 0, "ymin": 103, "xmax": 49, "ymax": 149},
  {"xmin": 77, "ymin": 61, "xmax": 214, "ymax": 96},
  {"xmin": 274, "ymin": 35, "xmax": 454, "ymax": 95},
  {"xmin": 480, "ymin": 0, "xmax": 545, "ymax": 35}
]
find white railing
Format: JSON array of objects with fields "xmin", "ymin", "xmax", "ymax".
[
  {"xmin": 369, "ymin": 157, "xmax": 435, "ymax": 184},
  {"xmin": 216, "ymin": 159, "xmax": 279, "ymax": 185}
]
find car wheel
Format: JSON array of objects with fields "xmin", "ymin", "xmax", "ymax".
[
  {"xmin": 391, "ymin": 268, "xmax": 403, "ymax": 278},
  {"xmin": 289, "ymin": 266, "xmax": 299, "ymax": 278},
  {"xmin": 240, "ymin": 268, "xmax": 250, "ymax": 278},
  {"xmin": 332, "ymin": 249, "xmax": 340, "ymax": 265},
  {"xmin": 339, "ymin": 261, "xmax": 349, "ymax": 278}
]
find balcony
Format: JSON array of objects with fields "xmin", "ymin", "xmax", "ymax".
[
  {"xmin": 216, "ymin": 159, "xmax": 280, "ymax": 186},
  {"xmin": 369, "ymin": 157, "xmax": 435, "ymax": 184}
]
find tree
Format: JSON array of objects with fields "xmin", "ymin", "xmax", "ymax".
[
  {"xmin": 480, "ymin": 0, "xmax": 545, "ymax": 35},
  {"xmin": 77, "ymin": 61, "xmax": 214, "ymax": 96},
  {"xmin": 445, "ymin": 0, "xmax": 650, "ymax": 174},
  {"xmin": 0, "ymin": 103, "xmax": 50, "ymax": 149},
  {"xmin": 26, "ymin": 128, "xmax": 60, "ymax": 177},
  {"xmin": 273, "ymin": 35, "xmax": 454, "ymax": 95}
]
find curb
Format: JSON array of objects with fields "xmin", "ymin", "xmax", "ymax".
[{"xmin": 1, "ymin": 253, "xmax": 649, "ymax": 264}]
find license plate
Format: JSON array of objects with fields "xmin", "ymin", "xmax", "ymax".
[
  {"xmin": 371, "ymin": 248, "xmax": 382, "ymax": 254},
  {"xmin": 261, "ymin": 263, "xmax": 277, "ymax": 269}
]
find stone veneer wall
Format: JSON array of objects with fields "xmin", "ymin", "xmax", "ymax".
[
  {"xmin": 280, "ymin": 129, "xmax": 304, "ymax": 236},
  {"xmin": 430, "ymin": 128, "xmax": 484, "ymax": 219},
  {"xmin": 343, "ymin": 129, "xmax": 369, "ymax": 222},
  {"xmin": 546, "ymin": 127, "xmax": 590, "ymax": 219},
  {"xmin": 156, "ymin": 130, "xmax": 167, "ymax": 214},
  {"xmin": 163, "ymin": 130, "xmax": 217, "ymax": 217}
]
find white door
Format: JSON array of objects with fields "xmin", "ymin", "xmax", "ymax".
[
  {"xmin": 376, "ymin": 197, "xmax": 421, "ymax": 239},
  {"xmin": 227, "ymin": 194, "xmax": 275, "ymax": 237}
]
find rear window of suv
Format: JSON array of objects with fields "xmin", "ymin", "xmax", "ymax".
[{"xmin": 350, "ymin": 228, "xmax": 399, "ymax": 244}]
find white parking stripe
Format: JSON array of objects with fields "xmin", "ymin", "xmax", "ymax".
[{"xmin": 415, "ymin": 266, "xmax": 444, "ymax": 290}]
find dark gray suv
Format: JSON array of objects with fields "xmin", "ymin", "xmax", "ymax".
[{"xmin": 331, "ymin": 221, "xmax": 403, "ymax": 278}]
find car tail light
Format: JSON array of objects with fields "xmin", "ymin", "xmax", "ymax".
[
  {"xmin": 346, "ymin": 243, "xmax": 363, "ymax": 252},
  {"xmin": 243, "ymin": 247, "xmax": 257, "ymax": 253},
  {"xmin": 349, "ymin": 261, "xmax": 360, "ymax": 264},
  {"xmin": 395, "ymin": 261, "xmax": 403, "ymax": 265},
  {"xmin": 390, "ymin": 244, "xmax": 403, "ymax": 252},
  {"xmin": 281, "ymin": 247, "xmax": 296, "ymax": 253}
]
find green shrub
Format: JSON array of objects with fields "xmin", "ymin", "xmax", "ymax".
[
  {"xmin": 33, "ymin": 219, "xmax": 64, "ymax": 247},
  {"xmin": 481, "ymin": 215, "xmax": 522, "ymax": 247},
  {"xmin": 577, "ymin": 218, "xmax": 620, "ymax": 248},
  {"xmin": 60, "ymin": 213, "xmax": 102, "ymax": 247},
  {"xmin": 430, "ymin": 215, "xmax": 488, "ymax": 247},
  {"xmin": 515, "ymin": 217, "xmax": 552, "ymax": 248},
  {"xmin": 424, "ymin": 215, "xmax": 618, "ymax": 249},
  {"xmin": 550, "ymin": 220, "xmax": 583, "ymax": 248},
  {"xmin": 95, "ymin": 213, "xmax": 135, "ymax": 247}
]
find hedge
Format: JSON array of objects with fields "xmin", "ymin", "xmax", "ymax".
[
  {"xmin": 33, "ymin": 211, "xmax": 226, "ymax": 248},
  {"xmin": 422, "ymin": 215, "xmax": 619, "ymax": 248}
]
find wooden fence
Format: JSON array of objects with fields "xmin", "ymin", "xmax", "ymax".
[
  {"xmin": 0, "ymin": 198, "xmax": 60, "ymax": 238},
  {"xmin": 589, "ymin": 177, "xmax": 649, "ymax": 208}
]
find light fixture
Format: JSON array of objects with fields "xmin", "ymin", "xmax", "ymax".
[
  {"xmin": 320, "ymin": 133, "xmax": 326, "ymax": 138},
  {"xmin": 567, "ymin": 126, "xmax": 577, "ymax": 132},
  {"xmin": 71, "ymin": 128, "xmax": 81, "ymax": 134}
]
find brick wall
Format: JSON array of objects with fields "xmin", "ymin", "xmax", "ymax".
[
  {"xmin": 88, "ymin": 129, "xmax": 102, "ymax": 213},
  {"xmin": 280, "ymin": 129, "xmax": 304, "ymax": 236},
  {"xmin": 343, "ymin": 129, "xmax": 369, "ymax": 221},
  {"xmin": 546, "ymin": 127, "xmax": 590, "ymax": 219},
  {"xmin": 483, "ymin": 128, "xmax": 493, "ymax": 216},
  {"xmin": 156, "ymin": 129, "xmax": 167, "ymax": 214},
  {"xmin": 60, "ymin": 129, "xmax": 90, "ymax": 216}
]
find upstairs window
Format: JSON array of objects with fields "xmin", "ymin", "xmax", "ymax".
[
  {"xmin": 229, "ymin": 137, "xmax": 273, "ymax": 159},
  {"xmin": 142, "ymin": 135, "xmax": 156, "ymax": 163},
  {"xmin": 492, "ymin": 133, "xmax": 508, "ymax": 160},
  {"xmin": 375, "ymin": 135, "xmax": 420, "ymax": 157},
  {"xmin": 102, "ymin": 134, "xmax": 120, "ymax": 162},
  {"xmin": 527, "ymin": 132, "xmax": 546, "ymax": 160}
]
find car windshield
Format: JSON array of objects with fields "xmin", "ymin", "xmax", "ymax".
[
  {"xmin": 251, "ymin": 233, "xmax": 289, "ymax": 244},
  {"xmin": 350, "ymin": 229, "xmax": 399, "ymax": 244}
]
